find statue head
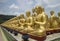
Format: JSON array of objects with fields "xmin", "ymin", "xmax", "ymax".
[
  {"xmin": 58, "ymin": 12, "xmax": 60, "ymax": 16},
  {"xmin": 26, "ymin": 10, "xmax": 31, "ymax": 17},
  {"xmin": 35, "ymin": 5, "xmax": 42, "ymax": 14},
  {"xmin": 50, "ymin": 10, "xmax": 54, "ymax": 15},
  {"xmin": 32, "ymin": 8, "xmax": 35, "ymax": 13},
  {"xmin": 42, "ymin": 7, "xmax": 45, "ymax": 12},
  {"xmin": 20, "ymin": 14, "xmax": 24, "ymax": 18}
]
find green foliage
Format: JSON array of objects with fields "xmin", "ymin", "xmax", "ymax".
[{"xmin": 0, "ymin": 15, "xmax": 16, "ymax": 24}]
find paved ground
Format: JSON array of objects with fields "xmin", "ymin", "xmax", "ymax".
[
  {"xmin": 0, "ymin": 31, "xmax": 3, "ymax": 41},
  {"xmin": 0, "ymin": 27, "xmax": 8, "ymax": 41},
  {"xmin": 45, "ymin": 33, "xmax": 60, "ymax": 41}
]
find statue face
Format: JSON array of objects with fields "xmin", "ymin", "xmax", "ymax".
[
  {"xmin": 42, "ymin": 7, "xmax": 44, "ymax": 12},
  {"xmin": 50, "ymin": 11, "xmax": 54, "ymax": 15},
  {"xmin": 26, "ymin": 10, "xmax": 30, "ymax": 17},
  {"xmin": 20, "ymin": 14, "xmax": 24, "ymax": 18},
  {"xmin": 58, "ymin": 12, "xmax": 60, "ymax": 16},
  {"xmin": 32, "ymin": 8, "xmax": 35, "ymax": 13},
  {"xmin": 35, "ymin": 5, "xmax": 42, "ymax": 14}
]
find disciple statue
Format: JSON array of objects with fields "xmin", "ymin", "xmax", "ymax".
[
  {"xmin": 32, "ymin": 8, "xmax": 37, "ymax": 29},
  {"xmin": 35, "ymin": 5, "xmax": 42, "ymax": 15},
  {"xmin": 32, "ymin": 7, "xmax": 35, "ymax": 13},
  {"xmin": 32, "ymin": 13, "xmax": 37, "ymax": 30},
  {"xmin": 23, "ymin": 10, "xmax": 34, "ymax": 33},
  {"xmin": 42, "ymin": 7, "xmax": 50, "ymax": 30},
  {"xmin": 10, "ymin": 16, "xmax": 20, "ymax": 30},
  {"xmin": 58, "ymin": 12, "xmax": 60, "ymax": 27},
  {"xmin": 35, "ymin": 6, "xmax": 48, "ymax": 28},
  {"xmin": 18, "ymin": 14, "xmax": 25, "ymax": 31},
  {"xmin": 50, "ymin": 10, "xmax": 58, "ymax": 29},
  {"xmin": 30, "ymin": 6, "xmax": 46, "ymax": 36}
]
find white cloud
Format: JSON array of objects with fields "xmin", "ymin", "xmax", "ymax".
[
  {"xmin": 0, "ymin": 11, "xmax": 10, "ymax": 15},
  {"xmin": 43, "ymin": 0, "xmax": 60, "ymax": 4},
  {"xmin": 35, "ymin": 0, "xmax": 42, "ymax": 6},
  {"xmin": 11, "ymin": 12, "xmax": 20, "ymax": 16},
  {"xmin": 43, "ymin": 0, "xmax": 60, "ymax": 8},
  {"xmin": 47, "ymin": 4, "xmax": 60, "ymax": 8},
  {"xmin": 0, "ymin": 11, "xmax": 6, "ymax": 15},
  {"xmin": 43, "ymin": 0, "xmax": 50, "ymax": 4},
  {"xmin": 0, "ymin": 0, "xmax": 8, "ymax": 3},
  {"xmin": 28, "ymin": 1, "xmax": 33, "ymax": 5},
  {"xmin": 9, "ymin": 4, "xmax": 19, "ymax": 9},
  {"xmin": 16, "ymin": 0, "xmax": 36, "ymax": 11},
  {"xmin": 0, "ymin": 11, "xmax": 19, "ymax": 15}
]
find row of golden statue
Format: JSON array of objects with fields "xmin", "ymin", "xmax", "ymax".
[{"xmin": 1, "ymin": 5, "xmax": 60, "ymax": 37}]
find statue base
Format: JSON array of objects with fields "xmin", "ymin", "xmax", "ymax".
[
  {"xmin": 2, "ymin": 25, "xmax": 60, "ymax": 41},
  {"xmin": 46, "ymin": 28, "xmax": 60, "ymax": 35}
]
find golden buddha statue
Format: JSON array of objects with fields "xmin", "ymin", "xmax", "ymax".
[
  {"xmin": 32, "ymin": 13, "xmax": 37, "ymax": 29},
  {"xmin": 35, "ymin": 5, "xmax": 42, "ymax": 15},
  {"xmin": 32, "ymin": 8, "xmax": 35, "ymax": 13},
  {"xmin": 18, "ymin": 14, "xmax": 25, "ymax": 31},
  {"xmin": 9, "ymin": 18, "xmax": 20, "ymax": 30},
  {"xmin": 23, "ymin": 10, "xmax": 34, "ymax": 33},
  {"xmin": 58, "ymin": 12, "xmax": 60, "ymax": 27},
  {"xmin": 50, "ymin": 10, "xmax": 58, "ymax": 29},
  {"xmin": 32, "ymin": 8, "xmax": 37, "ymax": 29},
  {"xmin": 42, "ymin": 7, "xmax": 50, "ymax": 30},
  {"xmin": 35, "ymin": 6, "xmax": 48, "ymax": 28},
  {"xmin": 35, "ymin": 6, "xmax": 48, "ymax": 27},
  {"xmin": 58, "ymin": 12, "xmax": 60, "ymax": 17},
  {"xmin": 30, "ymin": 6, "xmax": 46, "ymax": 36}
]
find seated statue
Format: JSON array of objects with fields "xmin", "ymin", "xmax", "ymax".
[
  {"xmin": 10, "ymin": 19, "xmax": 20, "ymax": 30},
  {"xmin": 50, "ymin": 10, "xmax": 58, "ymax": 29},
  {"xmin": 32, "ymin": 8, "xmax": 37, "ymax": 29},
  {"xmin": 23, "ymin": 10, "xmax": 34, "ymax": 33},
  {"xmin": 32, "ymin": 13, "xmax": 37, "ymax": 29},
  {"xmin": 34, "ymin": 5, "xmax": 42, "ymax": 16},
  {"xmin": 18, "ymin": 14, "xmax": 25, "ymax": 31},
  {"xmin": 35, "ymin": 6, "xmax": 48, "ymax": 28},
  {"xmin": 42, "ymin": 7, "xmax": 50, "ymax": 30},
  {"xmin": 30, "ymin": 6, "xmax": 46, "ymax": 36},
  {"xmin": 58, "ymin": 12, "xmax": 60, "ymax": 27},
  {"xmin": 32, "ymin": 7, "xmax": 35, "ymax": 13}
]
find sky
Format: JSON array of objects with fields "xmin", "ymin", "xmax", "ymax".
[{"xmin": 0, "ymin": 0, "xmax": 60, "ymax": 16}]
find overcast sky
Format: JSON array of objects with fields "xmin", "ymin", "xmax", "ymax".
[{"xmin": 0, "ymin": 0, "xmax": 60, "ymax": 16}]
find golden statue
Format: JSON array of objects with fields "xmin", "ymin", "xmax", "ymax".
[
  {"xmin": 23, "ymin": 10, "xmax": 34, "ymax": 33},
  {"xmin": 32, "ymin": 8, "xmax": 35, "ymax": 13},
  {"xmin": 35, "ymin": 6, "xmax": 48, "ymax": 28},
  {"xmin": 32, "ymin": 13, "xmax": 37, "ymax": 29},
  {"xmin": 18, "ymin": 14, "xmax": 25, "ymax": 31},
  {"xmin": 30, "ymin": 6, "xmax": 46, "ymax": 36},
  {"xmin": 58, "ymin": 12, "xmax": 60, "ymax": 27},
  {"xmin": 42, "ymin": 7, "xmax": 50, "ymax": 30},
  {"xmin": 50, "ymin": 10, "xmax": 58, "ymax": 29},
  {"xmin": 32, "ymin": 8, "xmax": 37, "ymax": 29},
  {"xmin": 35, "ymin": 5, "xmax": 42, "ymax": 15},
  {"xmin": 9, "ymin": 16, "xmax": 20, "ymax": 30}
]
